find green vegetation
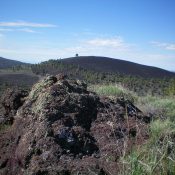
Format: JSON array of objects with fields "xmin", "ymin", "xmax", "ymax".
[
  {"xmin": 0, "ymin": 64, "xmax": 32, "ymax": 73},
  {"xmin": 164, "ymin": 79, "xmax": 175, "ymax": 96},
  {"xmin": 119, "ymin": 118, "xmax": 175, "ymax": 175},
  {"xmin": 91, "ymin": 83, "xmax": 175, "ymax": 175},
  {"xmin": 30, "ymin": 59, "xmax": 174, "ymax": 96},
  {"xmin": 89, "ymin": 84, "xmax": 126, "ymax": 96},
  {"xmin": 137, "ymin": 96, "xmax": 175, "ymax": 121},
  {"xmin": 28, "ymin": 60, "xmax": 175, "ymax": 97},
  {"xmin": 91, "ymin": 84, "xmax": 175, "ymax": 120},
  {"xmin": 89, "ymin": 84, "xmax": 137, "ymax": 103},
  {"xmin": 1, "ymin": 59, "xmax": 175, "ymax": 97}
]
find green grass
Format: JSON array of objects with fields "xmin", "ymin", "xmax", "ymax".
[
  {"xmin": 90, "ymin": 84, "xmax": 175, "ymax": 175},
  {"xmin": 150, "ymin": 119, "xmax": 175, "ymax": 140},
  {"xmin": 120, "ymin": 119, "xmax": 175, "ymax": 175},
  {"xmin": 137, "ymin": 96, "xmax": 175, "ymax": 121},
  {"xmin": 89, "ymin": 84, "xmax": 138, "ymax": 103}
]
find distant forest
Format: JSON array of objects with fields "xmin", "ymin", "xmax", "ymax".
[{"xmin": 1, "ymin": 59, "xmax": 175, "ymax": 97}]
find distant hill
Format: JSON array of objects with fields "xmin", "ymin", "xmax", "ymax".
[
  {"xmin": 0, "ymin": 57, "xmax": 27, "ymax": 68},
  {"xmin": 62, "ymin": 56, "xmax": 175, "ymax": 78},
  {"xmin": 0, "ymin": 56, "xmax": 175, "ymax": 96}
]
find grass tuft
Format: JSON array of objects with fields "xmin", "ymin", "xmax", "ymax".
[{"xmin": 89, "ymin": 84, "xmax": 138, "ymax": 102}]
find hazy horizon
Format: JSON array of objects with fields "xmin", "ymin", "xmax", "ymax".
[{"xmin": 0, "ymin": 0, "xmax": 175, "ymax": 70}]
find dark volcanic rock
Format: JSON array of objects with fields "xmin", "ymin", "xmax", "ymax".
[
  {"xmin": 0, "ymin": 88, "xmax": 28, "ymax": 124},
  {"xmin": 0, "ymin": 75, "xmax": 149, "ymax": 175}
]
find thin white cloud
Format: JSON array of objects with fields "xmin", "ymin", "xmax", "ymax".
[
  {"xmin": 0, "ymin": 36, "xmax": 133, "ymax": 64},
  {"xmin": 0, "ymin": 36, "xmax": 133, "ymax": 62},
  {"xmin": 0, "ymin": 27, "xmax": 38, "ymax": 33},
  {"xmin": 151, "ymin": 41, "xmax": 175, "ymax": 51},
  {"xmin": 1, "ymin": 44, "xmax": 175, "ymax": 70},
  {"xmin": 86, "ymin": 37, "xmax": 125, "ymax": 48},
  {"xmin": 18, "ymin": 28, "xmax": 38, "ymax": 33},
  {"xmin": 0, "ymin": 21, "xmax": 57, "ymax": 28},
  {"xmin": 0, "ymin": 28, "xmax": 14, "ymax": 32},
  {"xmin": 1, "ymin": 35, "xmax": 175, "ymax": 70}
]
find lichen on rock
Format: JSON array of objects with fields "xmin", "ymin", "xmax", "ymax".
[{"xmin": 0, "ymin": 75, "xmax": 150, "ymax": 175}]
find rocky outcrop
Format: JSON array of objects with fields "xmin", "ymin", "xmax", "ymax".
[
  {"xmin": 0, "ymin": 75, "xmax": 150, "ymax": 175},
  {"xmin": 0, "ymin": 88, "xmax": 28, "ymax": 124}
]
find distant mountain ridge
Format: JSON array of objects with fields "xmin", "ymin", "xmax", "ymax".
[
  {"xmin": 0, "ymin": 57, "xmax": 27, "ymax": 68},
  {"xmin": 0, "ymin": 56, "xmax": 175, "ymax": 78},
  {"xmin": 62, "ymin": 56, "xmax": 175, "ymax": 78}
]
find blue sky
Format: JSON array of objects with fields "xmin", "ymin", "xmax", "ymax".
[{"xmin": 0, "ymin": 0, "xmax": 175, "ymax": 70}]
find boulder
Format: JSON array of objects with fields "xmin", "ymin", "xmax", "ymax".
[{"xmin": 0, "ymin": 75, "xmax": 149, "ymax": 175}]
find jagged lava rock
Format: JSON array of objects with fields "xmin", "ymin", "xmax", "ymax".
[
  {"xmin": 0, "ymin": 88, "xmax": 28, "ymax": 124},
  {"xmin": 0, "ymin": 75, "xmax": 150, "ymax": 175}
]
